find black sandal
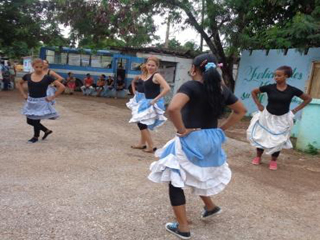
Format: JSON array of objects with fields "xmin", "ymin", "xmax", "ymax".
[
  {"xmin": 42, "ymin": 130, "xmax": 53, "ymax": 140},
  {"xmin": 131, "ymin": 145, "xmax": 147, "ymax": 149},
  {"xmin": 143, "ymin": 147, "xmax": 157, "ymax": 153}
]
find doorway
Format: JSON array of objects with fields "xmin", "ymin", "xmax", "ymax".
[{"xmin": 308, "ymin": 62, "xmax": 320, "ymax": 98}]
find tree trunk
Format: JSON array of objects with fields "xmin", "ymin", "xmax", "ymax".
[{"xmin": 221, "ymin": 63, "xmax": 235, "ymax": 91}]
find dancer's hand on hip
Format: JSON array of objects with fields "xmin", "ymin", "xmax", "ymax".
[
  {"xmin": 258, "ymin": 104, "xmax": 264, "ymax": 111},
  {"xmin": 177, "ymin": 128, "xmax": 200, "ymax": 137},
  {"xmin": 45, "ymin": 96, "xmax": 55, "ymax": 102}
]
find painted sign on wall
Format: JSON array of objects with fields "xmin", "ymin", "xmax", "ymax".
[{"xmin": 234, "ymin": 48, "xmax": 320, "ymax": 115}]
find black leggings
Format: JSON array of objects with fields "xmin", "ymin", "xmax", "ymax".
[
  {"xmin": 137, "ymin": 122, "xmax": 148, "ymax": 130},
  {"xmin": 169, "ymin": 183, "xmax": 186, "ymax": 207},
  {"xmin": 257, "ymin": 148, "xmax": 280, "ymax": 158},
  {"xmin": 26, "ymin": 118, "xmax": 48, "ymax": 138}
]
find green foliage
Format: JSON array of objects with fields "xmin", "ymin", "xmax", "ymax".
[
  {"xmin": 305, "ymin": 143, "xmax": 319, "ymax": 155},
  {"xmin": 0, "ymin": 0, "xmax": 68, "ymax": 58},
  {"xmin": 52, "ymin": 0, "xmax": 158, "ymax": 47},
  {"xmin": 156, "ymin": 38, "xmax": 201, "ymax": 55},
  {"xmin": 146, "ymin": 0, "xmax": 320, "ymax": 90}
]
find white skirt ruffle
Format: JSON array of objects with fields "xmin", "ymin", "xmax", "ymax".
[
  {"xmin": 148, "ymin": 128, "xmax": 232, "ymax": 196},
  {"xmin": 129, "ymin": 98, "xmax": 167, "ymax": 130},
  {"xmin": 247, "ymin": 109, "xmax": 294, "ymax": 154},
  {"xmin": 22, "ymin": 96, "xmax": 59, "ymax": 120}
]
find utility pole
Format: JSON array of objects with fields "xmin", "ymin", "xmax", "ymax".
[
  {"xmin": 200, "ymin": 0, "xmax": 204, "ymax": 52},
  {"xmin": 164, "ymin": 13, "xmax": 171, "ymax": 48}
]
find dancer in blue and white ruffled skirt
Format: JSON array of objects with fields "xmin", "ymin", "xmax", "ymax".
[
  {"xmin": 126, "ymin": 64, "xmax": 147, "ymax": 112},
  {"xmin": 43, "ymin": 59, "xmax": 64, "ymax": 105},
  {"xmin": 17, "ymin": 59, "xmax": 65, "ymax": 143},
  {"xmin": 129, "ymin": 56, "xmax": 170, "ymax": 153},
  {"xmin": 148, "ymin": 53, "xmax": 247, "ymax": 239}
]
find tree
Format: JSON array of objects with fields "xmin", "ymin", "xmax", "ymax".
[
  {"xmin": 241, "ymin": 0, "xmax": 320, "ymax": 49},
  {"xmin": 0, "ymin": 0, "xmax": 68, "ymax": 59},
  {"xmin": 51, "ymin": 0, "xmax": 159, "ymax": 48},
  {"xmin": 147, "ymin": 0, "xmax": 320, "ymax": 90}
]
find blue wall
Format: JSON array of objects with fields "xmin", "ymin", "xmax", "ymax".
[{"xmin": 235, "ymin": 48, "xmax": 320, "ymax": 115}]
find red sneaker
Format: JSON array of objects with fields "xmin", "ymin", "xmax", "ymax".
[
  {"xmin": 269, "ymin": 161, "xmax": 278, "ymax": 170},
  {"xmin": 252, "ymin": 157, "xmax": 261, "ymax": 165}
]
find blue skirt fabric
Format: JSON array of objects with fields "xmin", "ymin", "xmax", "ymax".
[
  {"xmin": 129, "ymin": 98, "xmax": 167, "ymax": 130},
  {"xmin": 46, "ymin": 85, "xmax": 56, "ymax": 105},
  {"xmin": 22, "ymin": 96, "xmax": 59, "ymax": 120},
  {"xmin": 148, "ymin": 128, "xmax": 232, "ymax": 196},
  {"xmin": 126, "ymin": 92, "xmax": 145, "ymax": 110}
]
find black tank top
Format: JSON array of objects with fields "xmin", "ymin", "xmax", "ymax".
[
  {"xmin": 144, "ymin": 73, "xmax": 160, "ymax": 99},
  {"xmin": 136, "ymin": 78, "xmax": 144, "ymax": 93}
]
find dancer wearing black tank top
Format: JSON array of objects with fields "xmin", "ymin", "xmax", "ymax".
[
  {"xmin": 43, "ymin": 60, "xmax": 63, "ymax": 82},
  {"xmin": 149, "ymin": 53, "xmax": 247, "ymax": 239},
  {"xmin": 43, "ymin": 59, "xmax": 63, "ymax": 104},
  {"xmin": 129, "ymin": 56, "xmax": 170, "ymax": 153},
  {"xmin": 248, "ymin": 66, "xmax": 311, "ymax": 170},
  {"xmin": 128, "ymin": 64, "xmax": 148, "ymax": 149},
  {"xmin": 142, "ymin": 56, "xmax": 170, "ymax": 152}
]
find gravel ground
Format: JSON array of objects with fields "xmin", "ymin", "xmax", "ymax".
[{"xmin": 1, "ymin": 90, "xmax": 320, "ymax": 240}]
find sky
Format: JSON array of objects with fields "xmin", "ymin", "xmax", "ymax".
[{"xmin": 153, "ymin": 14, "xmax": 201, "ymax": 46}]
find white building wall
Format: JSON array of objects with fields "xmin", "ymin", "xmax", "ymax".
[{"xmin": 136, "ymin": 52, "xmax": 193, "ymax": 103}]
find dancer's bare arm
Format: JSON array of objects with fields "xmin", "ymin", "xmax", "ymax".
[
  {"xmin": 151, "ymin": 73, "xmax": 171, "ymax": 105},
  {"xmin": 220, "ymin": 101, "xmax": 247, "ymax": 131},
  {"xmin": 292, "ymin": 93, "xmax": 312, "ymax": 114},
  {"xmin": 17, "ymin": 79, "xmax": 28, "ymax": 100},
  {"xmin": 251, "ymin": 88, "xmax": 264, "ymax": 111},
  {"xmin": 167, "ymin": 93, "xmax": 192, "ymax": 135},
  {"xmin": 46, "ymin": 80, "xmax": 65, "ymax": 102},
  {"xmin": 50, "ymin": 70, "xmax": 64, "ymax": 82}
]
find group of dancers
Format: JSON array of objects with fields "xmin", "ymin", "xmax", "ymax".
[{"xmin": 17, "ymin": 53, "xmax": 311, "ymax": 239}]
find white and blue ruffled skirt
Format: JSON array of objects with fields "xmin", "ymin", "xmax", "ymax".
[
  {"xmin": 22, "ymin": 96, "xmax": 59, "ymax": 120},
  {"xmin": 148, "ymin": 128, "xmax": 232, "ymax": 196},
  {"xmin": 126, "ymin": 91, "xmax": 145, "ymax": 110},
  {"xmin": 129, "ymin": 98, "xmax": 167, "ymax": 130},
  {"xmin": 46, "ymin": 85, "xmax": 56, "ymax": 105},
  {"xmin": 247, "ymin": 109, "xmax": 294, "ymax": 154}
]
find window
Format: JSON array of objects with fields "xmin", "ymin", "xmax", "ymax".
[
  {"xmin": 81, "ymin": 54, "xmax": 90, "ymax": 67},
  {"xmin": 91, "ymin": 55, "xmax": 102, "ymax": 68},
  {"xmin": 46, "ymin": 50, "xmax": 55, "ymax": 64},
  {"xmin": 90, "ymin": 55, "xmax": 113, "ymax": 68},
  {"xmin": 46, "ymin": 50, "xmax": 67, "ymax": 65},
  {"xmin": 68, "ymin": 53, "xmax": 81, "ymax": 66},
  {"xmin": 101, "ymin": 56, "xmax": 113, "ymax": 68},
  {"xmin": 308, "ymin": 62, "xmax": 320, "ymax": 98},
  {"xmin": 131, "ymin": 62, "xmax": 141, "ymax": 71},
  {"xmin": 54, "ymin": 53, "xmax": 67, "ymax": 65}
]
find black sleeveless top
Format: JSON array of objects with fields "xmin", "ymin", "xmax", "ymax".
[
  {"xmin": 144, "ymin": 73, "xmax": 160, "ymax": 99},
  {"xmin": 136, "ymin": 78, "xmax": 144, "ymax": 93},
  {"xmin": 22, "ymin": 73, "xmax": 55, "ymax": 98}
]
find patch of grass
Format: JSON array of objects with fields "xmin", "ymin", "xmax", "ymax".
[{"xmin": 305, "ymin": 143, "xmax": 319, "ymax": 155}]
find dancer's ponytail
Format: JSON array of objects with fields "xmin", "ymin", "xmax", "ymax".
[{"xmin": 193, "ymin": 53, "xmax": 225, "ymax": 118}]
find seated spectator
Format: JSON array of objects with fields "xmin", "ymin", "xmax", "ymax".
[
  {"xmin": 0, "ymin": 61, "xmax": 11, "ymax": 91},
  {"xmin": 96, "ymin": 74, "xmax": 106, "ymax": 97},
  {"xmin": 115, "ymin": 76, "xmax": 126, "ymax": 99},
  {"xmin": 80, "ymin": 73, "xmax": 94, "ymax": 96},
  {"xmin": 65, "ymin": 72, "xmax": 76, "ymax": 95},
  {"xmin": 106, "ymin": 76, "xmax": 114, "ymax": 90},
  {"xmin": 116, "ymin": 77, "xmax": 125, "ymax": 91}
]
